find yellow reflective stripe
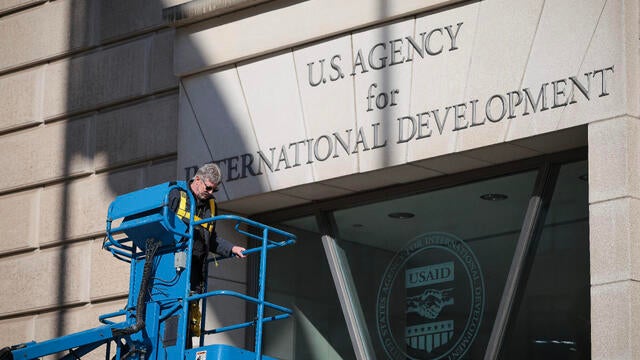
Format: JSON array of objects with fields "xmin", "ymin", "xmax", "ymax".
[
  {"xmin": 177, "ymin": 191, "xmax": 214, "ymax": 232},
  {"xmin": 176, "ymin": 192, "xmax": 189, "ymax": 219},
  {"xmin": 209, "ymin": 198, "xmax": 216, "ymax": 218}
]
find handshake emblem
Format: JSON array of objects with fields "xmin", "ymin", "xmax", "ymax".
[{"xmin": 406, "ymin": 288, "xmax": 454, "ymax": 319}]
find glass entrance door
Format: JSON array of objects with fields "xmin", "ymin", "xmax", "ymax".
[{"xmin": 261, "ymin": 157, "xmax": 589, "ymax": 359}]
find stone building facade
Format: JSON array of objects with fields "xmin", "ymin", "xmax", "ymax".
[
  {"xmin": 0, "ymin": 0, "xmax": 183, "ymax": 354},
  {"xmin": 0, "ymin": 0, "xmax": 638, "ymax": 359}
]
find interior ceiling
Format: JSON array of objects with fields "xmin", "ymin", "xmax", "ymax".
[{"xmin": 283, "ymin": 161, "xmax": 587, "ymax": 253}]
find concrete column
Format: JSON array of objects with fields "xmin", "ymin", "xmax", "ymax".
[{"xmin": 589, "ymin": 115, "xmax": 640, "ymax": 359}]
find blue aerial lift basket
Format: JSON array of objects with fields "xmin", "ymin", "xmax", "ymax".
[{"xmin": 1, "ymin": 181, "xmax": 296, "ymax": 360}]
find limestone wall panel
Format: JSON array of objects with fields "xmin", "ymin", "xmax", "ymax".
[
  {"xmin": 591, "ymin": 281, "xmax": 640, "ymax": 359},
  {"xmin": 350, "ymin": 19, "xmax": 413, "ymax": 172},
  {"xmin": 0, "ymin": 243, "xmax": 91, "ymax": 316},
  {"xmin": 99, "ymin": 0, "xmax": 166, "ymax": 42},
  {"xmin": 174, "ymin": 0, "xmax": 464, "ymax": 76},
  {"xmin": 0, "ymin": 0, "xmax": 45, "ymax": 15},
  {"xmin": 0, "ymin": 66, "xmax": 43, "ymax": 132},
  {"xmin": 34, "ymin": 300, "xmax": 125, "ymax": 360},
  {"xmin": 557, "ymin": 0, "xmax": 627, "ymax": 130},
  {"xmin": 456, "ymin": 0, "xmax": 541, "ymax": 151},
  {"xmin": 144, "ymin": 158, "xmax": 177, "ymax": 184},
  {"xmin": 94, "ymin": 95, "xmax": 178, "ymax": 171},
  {"xmin": 176, "ymin": 88, "xmax": 215, "ymax": 188},
  {"xmin": 460, "ymin": 143, "xmax": 540, "ymax": 165},
  {"xmin": 622, "ymin": 0, "xmax": 640, "ymax": 118},
  {"xmin": 292, "ymin": 35, "xmax": 358, "ymax": 182},
  {"xmin": 35, "ymin": 300, "xmax": 123, "ymax": 342},
  {"xmin": 508, "ymin": 0, "xmax": 610, "ymax": 139},
  {"xmin": 149, "ymin": 29, "xmax": 178, "ymax": 93},
  {"xmin": 219, "ymin": 191, "xmax": 307, "ymax": 216},
  {"xmin": 0, "ymin": 189, "xmax": 39, "ymax": 254},
  {"xmin": 0, "ymin": 315, "xmax": 35, "ymax": 348},
  {"xmin": 409, "ymin": 3, "xmax": 479, "ymax": 160},
  {"xmin": 412, "ymin": 153, "xmax": 491, "ymax": 175},
  {"xmin": 590, "ymin": 197, "xmax": 640, "ymax": 285},
  {"xmin": 588, "ymin": 116, "xmax": 640, "ymax": 203},
  {"xmin": 0, "ymin": 118, "xmax": 93, "ymax": 192},
  {"xmin": 0, "ymin": 0, "xmax": 95, "ymax": 72},
  {"xmin": 236, "ymin": 52, "xmax": 313, "ymax": 190},
  {"xmin": 321, "ymin": 164, "xmax": 441, "ymax": 192},
  {"xmin": 38, "ymin": 167, "xmax": 145, "ymax": 246},
  {"xmin": 179, "ymin": 69, "xmax": 270, "ymax": 201},
  {"xmin": 278, "ymin": 183, "xmax": 352, "ymax": 201},
  {"xmin": 90, "ymin": 237, "xmax": 130, "ymax": 301},
  {"xmin": 43, "ymin": 39, "xmax": 147, "ymax": 120}
]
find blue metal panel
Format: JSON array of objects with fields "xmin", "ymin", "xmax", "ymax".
[
  {"xmin": 106, "ymin": 181, "xmax": 189, "ymax": 250},
  {"xmin": 10, "ymin": 325, "xmax": 119, "ymax": 359},
  {"xmin": 184, "ymin": 344, "xmax": 279, "ymax": 360},
  {"xmin": 107, "ymin": 182, "xmax": 174, "ymax": 220}
]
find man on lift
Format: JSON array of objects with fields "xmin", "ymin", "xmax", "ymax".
[{"xmin": 168, "ymin": 163, "xmax": 246, "ymax": 342}]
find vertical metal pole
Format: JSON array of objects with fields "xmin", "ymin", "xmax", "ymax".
[
  {"xmin": 199, "ymin": 215, "xmax": 211, "ymax": 349},
  {"xmin": 199, "ymin": 256, "xmax": 210, "ymax": 347},
  {"xmin": 245, "ymin": 239, "xmax": 258, "ymax": 351},
  {"xmin": 322, "ymin": 235, "xmax": 376, "ymax": 360},
  {"xmin": 254, "ymin": 227, "xmax": 269, "ymax": 360},
  {"xmin": 115, "ymin": 341, "xmax": 122, "ymax": 360},
  {"xmin": 105, "ymin": 340, "xmax": 111, "ymax": 360},
  {"xmin": 316, "ymin": 211, "xmax": 376, "ymax": 360},
  {"xmin": 483, "ymin": 163, "xmax": 560, "ymax": 360},
  {"xmin": 179, "ymin": 189, "xmax": 197, "ymax": 360}
]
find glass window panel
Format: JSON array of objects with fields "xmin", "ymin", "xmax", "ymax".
[
  {"xmin": 499, "ymin": 161, "xmax": 590, "ymax": 359},
  {"xmin": 263, "ymin": 216, "xmax": 356, "ymax": 360},
  {"xmin": 333, "ymin": 171, "xmax": 538, "ymax": 359}
]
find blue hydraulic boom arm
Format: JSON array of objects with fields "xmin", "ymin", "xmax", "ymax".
[{"xmin": 0, "ymin": 181, "xmax": 296, "ymax": 360}]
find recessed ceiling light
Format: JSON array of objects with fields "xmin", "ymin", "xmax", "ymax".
[
  {"xmin": 388, "ymin": 212, "xmax": 415, "ymax": 219},
  {"xmin": 480, "ymin": 193, "xmax": 508, "ymax": 201}
]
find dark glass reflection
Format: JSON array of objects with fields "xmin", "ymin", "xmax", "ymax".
[
  {"xmin": 499, "ymin": 161, "xmax": 590, "ymax": 359},
  {"xmin": 263, "ymin": 218, "xmax": 356, "ymax": 360},
  {"xmin": 261, "ymin": 161, "xmax": 589, "ymax": 360},
  {"xmin": 334, "ymin": 171, "xmax": 537, "ymax": 359}
]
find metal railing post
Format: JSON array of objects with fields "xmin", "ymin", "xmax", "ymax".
[{"xmin": 254, "ymin": 227, "xmax": 269, "ymax": 359}]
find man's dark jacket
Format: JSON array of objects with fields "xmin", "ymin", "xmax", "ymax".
[{"xmin": 168, "ymin": 186, "xmax": 234, "ymax": 293}]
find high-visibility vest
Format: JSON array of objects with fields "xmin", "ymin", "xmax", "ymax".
[{"xmin": 175, "ymin": 191, "xmax": 216, "ymax": 233}]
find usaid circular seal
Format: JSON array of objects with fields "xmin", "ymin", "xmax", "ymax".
[{"xmin": 377, "ymin": 232, "xmax": 485, "ymax": 360}]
